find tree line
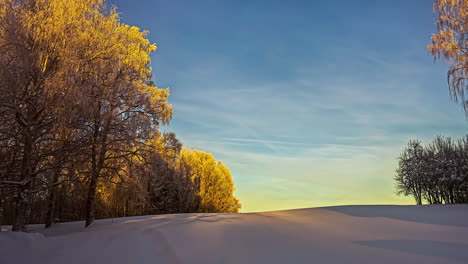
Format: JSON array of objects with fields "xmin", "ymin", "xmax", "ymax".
[
  {"xmin": 0, "ymin": 0, "xmax": 240, "ymax": 231},
  {"xmin": 395, "ymin": 135, "xmax": 468, "ymax": 205}
]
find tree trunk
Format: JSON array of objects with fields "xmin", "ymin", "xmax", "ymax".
[
  {"xmin": 85, "ymin": 105, "xmax": 112, "ymax": 227},
  {"xmin": 12, "ymin": 128, "xmax": 33, "ymax": 231},
  {"xmin": 12, "ymin": 188, "xmax": 28, "ymax": 231},
  {"xmin": 125, "ymin": 198, "xmax": 129, "ymax": 217},
  {"xmin": 45, "ymin": 170, "xmax": 60, "ymax": 228},
  {"xmin": 85, "ymin": 171, "xmax": 99, "ymax": 227},
  {"xmin": 85, "ymin": 120, "xmax": 100, "ymax": 228},
  {"xmin": 85, "ymin": 120, "xmax": 108, "ymax": 227},
  {"xmin": 0, "ymin": 197, "xmax": 3, "ymax": 232}
]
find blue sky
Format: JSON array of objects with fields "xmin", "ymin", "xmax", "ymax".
[{"xmin": 111, "ymin": 0, "xmax": 468, "ymax": 212}]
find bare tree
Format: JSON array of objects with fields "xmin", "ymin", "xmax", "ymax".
[{"xmin": 395, "ymin": 136, "xmax": 468, "ymax": 204}]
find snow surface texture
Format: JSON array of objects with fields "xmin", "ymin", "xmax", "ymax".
[{"xmin": 1, "ymin": 205, "xmax": 468, "ymax": 264}]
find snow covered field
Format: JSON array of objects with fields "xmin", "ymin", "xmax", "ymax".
[{"xmin": 1, "ymin": 205, "xmax": 468, "ymax": 264}]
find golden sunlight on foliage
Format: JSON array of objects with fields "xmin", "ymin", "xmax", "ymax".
[
  {"xmin": 91, "ymin": 135, "xmax": 241, "ymax": 218},
  {"xmin": 0, "ymin": 0, "xmax": 239, "ymax": 231},
  {"xmin": 179, "ymin": 148, "xmax": 241, "ymax": 213},
  {"xmin": 428, "ymin": 0, "xmax": 468, "ymax": 112},
  {"xmin": 0, "ymin": 0, "xmax": 220, "ymax": 231}
]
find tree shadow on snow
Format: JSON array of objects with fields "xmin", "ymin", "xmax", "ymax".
[
  {"xmin": 325, "ymin": 205, "xmax": 468, "ymax": 228},
  {"xmin": 354, "ymin": 240, "xmax": 468, "ymax": 262},
  {"xmin": 32, "ymin": 213, "xmax": 240, "ymax": 238},
  {"xmin": 118, "ymin": 213, "xmax": 241, "ymax": 230}
]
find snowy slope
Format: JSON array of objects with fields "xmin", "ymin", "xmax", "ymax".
[{"xmin": 1, "ymin": 205, "xmax": 468, "ymax": 264}]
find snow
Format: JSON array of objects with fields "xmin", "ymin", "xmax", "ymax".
[{"xmin": 1, "ymin": 205, "xmax": 468, "ymax": 264}]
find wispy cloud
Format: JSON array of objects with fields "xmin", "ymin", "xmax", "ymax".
[
  {"xmin": 113, "ymin": 0, "xmax": 468, "ymax": 212},
  {"xmin": 147, "ymin": 2, "xmax": 468, "ymax": 212},
  {"xmin": 164, "ymin": 51, "xmax": 467, "ymax": 211}
]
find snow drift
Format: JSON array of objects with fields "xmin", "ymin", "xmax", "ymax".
[{"xmin": 1, "ymin": 205, "xmax": 468, "ymax": 264}]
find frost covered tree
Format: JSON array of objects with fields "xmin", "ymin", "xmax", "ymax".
[
  {"xmin": 178, "ymin": 148, "xmax": 241, "ymax": 213},
  {"xmin": 0, "ymin": 0, "xmax": 90, "ymax": 231},
  {"xmin": 395, "ymin": 140, "xmax": 425, "ymax": 205},
  {"xmin": 0, "ymin": 0, "xmax": 241, "ymax": 231},
  {"xmin": 428, "ymin": 0, "xmax": 468, "ymax": 114},
  {"xmin": 75, "ymin": 19, "xmax": 173, "ymax": 227},
  {"xmin": 133, "ymin": 132, "xmax": 199, "ymax": 215},
  {"xmin": 0, "ymin": 0, "xmax": 173, "ymax": 229},
  {"xmin": 395, "ymin": 135, "xmax": 468, "ymax": 204}
]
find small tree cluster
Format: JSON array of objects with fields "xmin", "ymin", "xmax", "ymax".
[{"xmin": 395, "ymin": 135, "xmax": 468, "ymax": 204}]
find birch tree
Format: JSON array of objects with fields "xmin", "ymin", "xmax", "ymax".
[{"xmin": 428, "ymin": 0, "xmax": 468, "ymax": 114}]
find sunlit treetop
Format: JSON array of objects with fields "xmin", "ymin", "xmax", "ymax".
[
  {"xmin": 0, "ymin": 0, "xmax": 171, "ymax": 124},
  {"xmin": 429, "ymin": 0, "xmax": 468, "ymax": 112}
]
